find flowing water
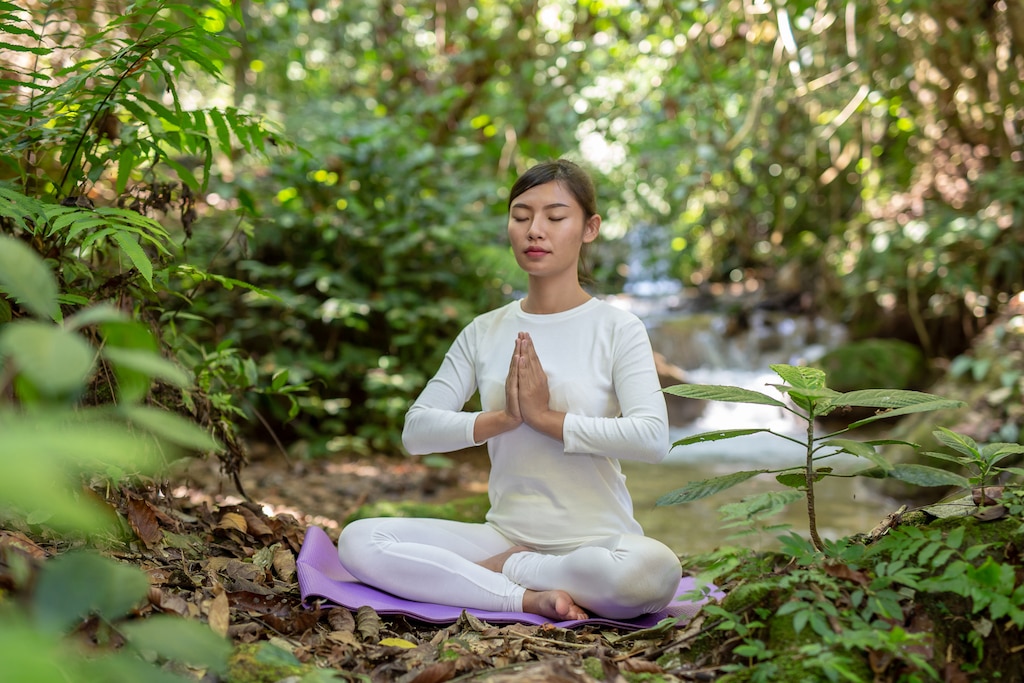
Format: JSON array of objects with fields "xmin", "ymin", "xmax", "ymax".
[{"xmin": 613, "ymin": 293, "xmax": 903, "ymax": 555}]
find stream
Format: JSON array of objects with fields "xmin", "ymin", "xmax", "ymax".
[{"xmin": 612, "ymin": 292, "xmax": 902, "ymax": 555}]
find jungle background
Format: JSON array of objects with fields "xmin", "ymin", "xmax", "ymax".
[{"xmin": 2, "ymin": 0, "xmax": 1024, "ymax": 681}]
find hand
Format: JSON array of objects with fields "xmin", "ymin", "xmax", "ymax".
[
  {"xmin": 515, "ymin": 332, "xmax": 552, "ymax": 427},
  {"xmin": 503, "ymin": 336, "xmax": 524, "ymax": 426}
]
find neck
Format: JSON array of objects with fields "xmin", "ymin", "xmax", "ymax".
[{"xmin": 522, "ymin": 278, "xmax": 591, "ymax": 314}]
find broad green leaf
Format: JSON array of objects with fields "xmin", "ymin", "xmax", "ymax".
[
  {"xmin": 672, "ymin": 428, "xmax": 771, "ymax": 447},
  {"xmin": 101, "ymin": 320, "xmax": 161, "ymax": 403},
  {"xmin": 919, "ymin": 451, "xmax": 968, "ymax": 466},
  {"xmin": 889, "ymin": 464, "xmax": 971, "ymax": 489},
  {"xmin": 823, "ymin": 439, "xmax": 892, "ymax": 471},
  {"xmin": 852, "ymin": 466, "xmax": 888, "ymax": 479},
  {"xmin": 0, "ymin": 235, "xmax": 59, "ymax": 320},
  {"xmin": 656, "ymin": 470, "xmax": 768, "ymax": 506},
  {"xmin": 0, "ymin": 616, "xmax": 72, "ymax": 683},
  {"xmin": 0, "ymin": 322, "xmax": 94, "ymax": 395},
  {"xmin": 0, "ymin": 443, "xmax": 116, "ymax": 533},
  {"xmin": 776, "ymin": 467, "xmax": 832, "ymax": 489},
  {"xmin": 111, "ymin": 231, "xmax": 153, "ymax": 288},
  {"xmin": 769, "ymin": 385, "xmax": 840, "ymax": 400},
  {"xmin": 121, "ymin": 405, "xmax": 221, "ymax": 452},
  {"xmin": 662, "ymin": 384, "xmax": 786, "ymax": 407},
  {"xmin": 115, "ymin": 146, "xmax": 135, "ymax": 195},
  {"xmin": 846, "ymin": 399, "xmax": 966, "ymax": 429},
  {"xmin": 932, "ymin": 427, "xmax": 978, "ymax": 458},
  {"xmin": 270, "ymin": 368, "xmax": 290, "ymax": 391},
  {"xmin": 830, "ymin": 389, "xmax": 957, "ymax": 409},
  {"xmin": 33, "ymin": 552, "xmax": 150, "ymax": 634},
  {"xmin": 980, "ymin": 442, "xmax": 1024, "ymax": 465},
  {"xmin": 119, "ymin": 615, "xmax": 231, "ymax": 674},
  {"xmin": 770, "ymin": 364, "xmax": 826, "ymax": 390},
  {"xmin": 64, "ymin": 304, "xmax": 127, "ymax": 332},
  {"xmin": 101, "ymin": 346, "xmax": 191, "ymax": 389}
]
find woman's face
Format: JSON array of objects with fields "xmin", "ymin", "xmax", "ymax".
[{"xmin": 507, "ymin": 180, "xmax": 599, "ymax": 280}]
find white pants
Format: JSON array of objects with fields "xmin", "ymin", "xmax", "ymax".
[{"xmin": 336, "ymin": 517, "xmax": 682, "ymax": 619}]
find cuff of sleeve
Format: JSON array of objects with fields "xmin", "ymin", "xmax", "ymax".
[
  {"xmin": 467, "ymin": 411, "xmax": 486, "ymax": 446},
  {"xmin": 561, "ymin": 413, "xmax": 580, "ymax": 453}
]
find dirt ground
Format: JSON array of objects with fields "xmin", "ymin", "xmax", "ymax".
[{"xmin": 175, "ymin": 445, "xmax": 492, "ymax": 543}]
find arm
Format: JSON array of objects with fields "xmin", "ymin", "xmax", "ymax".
[
  {"xmin": 561, "ymin": 319, "xmax": 670, "ymax": 464},
  {"xmin": 402, "ymin": 323, "xmax": 523, "ymax": 454}
]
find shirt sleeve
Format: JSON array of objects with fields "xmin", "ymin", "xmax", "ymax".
[
  {"xmin": 561, "ymin": 317, "xmax": 670, "ymax": 464},
  {"xmin": 401, "ymin": 322, "xmax": 484, "ymax": 455}
]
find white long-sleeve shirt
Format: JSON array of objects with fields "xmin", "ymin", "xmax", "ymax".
[{"xmin": 402, "ymin": 298, "xmax": 670, "ymax": 551}]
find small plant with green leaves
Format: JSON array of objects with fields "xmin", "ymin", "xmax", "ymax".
[
  {"xmin": 919, "ymin": 427, "xmax": 1024, "ymax": 492},
  {"xmin": 659, "ymin": 364, "xmax": 966, "ymax": 551}
]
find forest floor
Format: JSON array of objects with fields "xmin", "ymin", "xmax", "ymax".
[{"xmin": 2, "ymin": 448, "xmax": 729, "ymax": 683}]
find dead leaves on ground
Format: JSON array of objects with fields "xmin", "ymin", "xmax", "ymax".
[{"xmin": 1, "ymin": 483, "xmax": 715, "ymax": 682}]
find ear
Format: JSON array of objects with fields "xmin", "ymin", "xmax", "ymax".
[{"xmin": 583, "ymin": 214, "xmax": 600, "ymax": 244}]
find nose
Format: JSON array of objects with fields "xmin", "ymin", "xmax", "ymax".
[{"xmin": 526, "ymin": 217, "xmax": 543, "ymax": 240}]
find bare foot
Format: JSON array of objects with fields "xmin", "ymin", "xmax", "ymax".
[
  {"xmin": 477, "ymin": 545, "xmax": 531, "ymax": 573},
  {"xmin": 522, "ymin": 589, "xmax": 588, "ymax": 621}
]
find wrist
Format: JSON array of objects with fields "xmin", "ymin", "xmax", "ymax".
[{"xmin": 525, "ymin": 408, "xmax": 565, "ymax": 441}]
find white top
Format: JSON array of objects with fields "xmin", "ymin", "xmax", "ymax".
[{"xmin": 402, "ymin": 298, "xmax": 670, "ymax": 550}]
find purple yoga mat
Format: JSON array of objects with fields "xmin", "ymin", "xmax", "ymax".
[{"xmin": 297, "ymin": 525, "xmax": 722, "ymax": 630}]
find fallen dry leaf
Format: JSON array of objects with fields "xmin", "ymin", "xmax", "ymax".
[
  {"xmin": 126, "ymin": 495, "xmax": 164, "ymax": 549},
  {"xmin": 272, "ymin": 546, "xmax": 297, "ymax": 582},
  {"xmin": 216, "ymin": 512, "xmax": 248, "ymax": 533},
  {"xmin": 405, "ymin": 660, "xmax": 456, "ymax": 683},
  {"xmin": 208, "ymin": 589, "xmax": 230, "ymax": 638},
  {"xmin": 328, "ymin": 607, "xmax": 355, "ymax": 632},
  {"xmin": 356, "ymin": 605, "xmax": 382, "ymax": 642}
]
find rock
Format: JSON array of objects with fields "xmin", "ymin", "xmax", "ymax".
[{"xmin": 655, "ymin": 352, "xmax": 707, "ymax": 426}]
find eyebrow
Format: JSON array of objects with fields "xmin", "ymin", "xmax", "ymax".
[{"xmin": 510, "ymin": 202, "xmax": 572, "ymax": 211}]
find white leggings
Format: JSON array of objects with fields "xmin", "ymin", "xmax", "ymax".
[{"xmin": 336, "ymin": 517, "xmax": 682, "ymax": 619}]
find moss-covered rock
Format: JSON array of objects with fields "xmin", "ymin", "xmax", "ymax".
[
  {"xmin": 814, "ymin": 337, "xmax": 928, "ymax": 392},
  {"xmin": 227, "ymin": 642, "xmax": 312, "ymax": 683}
]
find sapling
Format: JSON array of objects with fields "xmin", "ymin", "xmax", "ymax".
[{"xmin": 658, "ymin": 364, "xmax": 967, "ymax": 551}]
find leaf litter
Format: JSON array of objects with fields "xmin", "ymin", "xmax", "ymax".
[{"xmin": 0, "ymin": 452, "xmax": 723, "ymax": 682}]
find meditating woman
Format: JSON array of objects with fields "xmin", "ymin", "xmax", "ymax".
[{"xmin": 337, "ymin": 159, "xmax": 681, "ymax": 621}]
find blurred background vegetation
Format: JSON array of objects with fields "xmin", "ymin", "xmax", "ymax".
[{"xmin": 2, "ymin": 0, "xmax": 1022, "ymax": 464}]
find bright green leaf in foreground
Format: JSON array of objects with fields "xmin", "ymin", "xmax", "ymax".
[
  {"xmin": 122, "ymin": 404, "xmax": 221, "ymax": 452},
  {"xmin": 0, "ymin": 232, "xmax": 58, "ymax": 321},
  {"xmin": 33, "ymin": 552, "xmax": 151, "ymax": 634},
  {"xmin": 120, "ymin": 615, "xmax": 232, "ymax": 675},
  {"xmin": 0, "ymin": 321, "xmax": 94, "ymax": 396}
]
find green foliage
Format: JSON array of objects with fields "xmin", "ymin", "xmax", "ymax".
[
  {"xmin": 660, "ymin": 364, "xmax": 967, "ymax": 550},
  {"xmin": 0, "ymin": 235, "xmax": 229, "ymax": 682},
  {"xmin": 689, "ymin": 516, "xmax": 1024, "ymax": 682},
  {"xmin": 182, "ymin": 108, "xmax": 515, "ymax": 454},
  {"xmin": 921, "ymin": 428, "xmax": 1024, "ymax": 489},
  {"xmin": 1, "ymin": 551, "xmax": 230, "ymax": 683}
]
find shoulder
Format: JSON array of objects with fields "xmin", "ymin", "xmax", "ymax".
[
  {"xmin": 588, "ymin": 298, "xmax": 646, "ymax": 330},
  {"xmin": 459, "ymin": 300, "xmax": 518, "ymax": 339}
]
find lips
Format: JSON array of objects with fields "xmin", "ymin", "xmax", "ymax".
[{"xmin": 525, "ymin": 248, "xmax": 548, "ymax": 255}]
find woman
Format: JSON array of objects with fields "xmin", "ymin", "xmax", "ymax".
[{"xmin": 337, "ymin": 159, "xmax": 681, "ymax": 621}]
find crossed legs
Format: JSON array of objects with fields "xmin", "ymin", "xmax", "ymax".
[{"xmin": 336, "ymin": 517, "xmax": 681, "ymax": 620}]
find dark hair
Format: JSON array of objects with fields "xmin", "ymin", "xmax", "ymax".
[
  {"xmin": 508, "ymin": 159, "xmax": 598, "ymax": 219},
  {"xmin": 508, "ymin": 159, "xmax": 599, "ymax": 284}
]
